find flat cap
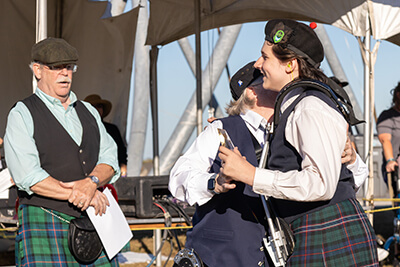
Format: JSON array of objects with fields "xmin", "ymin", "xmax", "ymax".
[
  {"xmin": 31, "ymin": 37, "xmax": 78, "ymax": 66},
  {"xmin": 264, "ymin": 19, "xmax": 324, "ymax": 68},
  {"xmin": 230, "ymin": 61, "xmax": 262, "ymax": 101}
]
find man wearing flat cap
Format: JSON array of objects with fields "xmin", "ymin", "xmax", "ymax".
[{"xmin": 4, "ymin": 37, "xmax": 120, "ymax": 266}]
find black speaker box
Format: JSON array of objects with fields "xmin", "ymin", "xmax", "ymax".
[{"xmin": 114, "ymin": 175, "xmax": 194, "ymax": 218}]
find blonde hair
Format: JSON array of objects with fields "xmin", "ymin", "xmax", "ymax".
[{"xmin": 225, "ymin": 88, "xmax": 255, "ymax": 116}]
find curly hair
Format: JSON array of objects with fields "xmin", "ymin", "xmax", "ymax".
[{"xmin": 391, "ymin": 81, "xmax": 400, "ymax": 107}]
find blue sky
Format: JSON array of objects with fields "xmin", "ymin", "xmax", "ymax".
[{"xmin": 119, "ymin": 2, "xmax": 400, "ymax": 159}]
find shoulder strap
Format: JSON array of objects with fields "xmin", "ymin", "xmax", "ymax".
[
  {"xmin": 273, "ymin": 79, "xmax": 364, "ymax": 131},
  {"xmin": 247, "ymin": 128, "xmax": 262, "ymax": 164}
]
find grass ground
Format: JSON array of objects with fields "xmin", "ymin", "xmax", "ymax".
[{"xmin": 121, "ymin": 231, "xmax": 186, "ymax": 267}]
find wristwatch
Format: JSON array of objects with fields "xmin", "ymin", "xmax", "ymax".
[
  {"xmin": 88, "ymin": 175, "xmax": 99, "ymax": 186},
  {"xmin": 207, "ymin": 173, "xmax": 219, "ymax": 194}
]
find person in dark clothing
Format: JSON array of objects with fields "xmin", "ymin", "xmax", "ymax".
[
  {"xmin": 84, "ymin": 94, "xmax": 128, "ymax": 177},
  {"xmin": 377, "ymin": 82, "xmax": 400, "ymax": 185}
]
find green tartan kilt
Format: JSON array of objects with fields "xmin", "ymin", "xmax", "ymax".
[
  {"xmin": 287, "ymin": 198, "xmax": 378, "ymax": 267},
  {"xmin": 16, "ymin": 204, "xmax": 119, "ymax": 267}
]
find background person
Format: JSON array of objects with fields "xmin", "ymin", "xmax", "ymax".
[
  {"xmin": 84, "ymin": 94, "xmax": 128, "ymax": 177},
  {"xmin": 377, "ymin": 82, "xmax": 400, "ymax": 187},
  {"xmin": 4, "ymin": 37, "xmax": 120, "ymax": 266},
  {"xmin": 219, "ymin": 19, "xmax": 378, "ymax": 266}
]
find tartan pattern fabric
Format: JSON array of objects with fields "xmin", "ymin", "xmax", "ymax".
[
  {"xmin": 287, "ymin": 198, "xmax": 378, "ymax": 267},
  {"xmin": 16, "ymin": 205, "xmax": 119, "ymax": 267}
]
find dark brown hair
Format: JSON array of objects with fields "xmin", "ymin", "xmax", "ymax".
[
  {"xmin": 391, "ymin": 81, "xmax": 400, "ymax": 107},
  {"xmin": 270, "ymin": 42, "xmax": 330, "ymax": 84}
]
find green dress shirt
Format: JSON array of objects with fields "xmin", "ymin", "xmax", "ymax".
[{"xmin": 4, "ymin": 88, "xmax": 120, "ymax": 194}]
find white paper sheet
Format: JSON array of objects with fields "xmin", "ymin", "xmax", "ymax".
[
  {"xmin": 0, "ymin": 169, "xmax": 13, "ymax": 199},
  {"xmin": 87, "ymin": 188, "xmax": 133, "ymax": 260}
]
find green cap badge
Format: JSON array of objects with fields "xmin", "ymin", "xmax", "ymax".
[{"xmin": 273, "ymin": 30, "xmax": 285, "ymax": 43}]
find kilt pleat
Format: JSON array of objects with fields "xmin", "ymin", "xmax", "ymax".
[
  {"xmin": 16, "ymin": 205, "xmax": 119, "ymax": 267},
  {"xmin": 287, "ymin": 198, "xmax": 378, "ymax": 267}
]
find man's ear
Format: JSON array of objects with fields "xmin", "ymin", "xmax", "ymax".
[
  {"xmin": 32, "ymin": 63, "xmax": 42, "ymax": 80},
  {"xmin": 245, "ymin": 87, "xmax": 257, "ymax": 100}
]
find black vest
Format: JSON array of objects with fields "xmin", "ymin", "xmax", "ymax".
[
  {"xmin": 186, "ymin": 116, "xmax": 268, "ymax": 267},
  {"xmin": 267, "ymin": 90, "xmax": 355, "ymax": 223},
  {"xmin": 19, "ymin": 95, "xmax": 100, "ymax": 217}
]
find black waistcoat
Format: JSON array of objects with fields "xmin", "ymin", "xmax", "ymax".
[
  {"xmin": 186, "ymin": 116, "xmax": 268, "ymax": 267},
  {"xmin": 19, "ymin": 95, "xmax": 100, "ymax": 217},
  {"xmin": 267, "ymin": 90, "xmax": 355, "ymax": 223}
]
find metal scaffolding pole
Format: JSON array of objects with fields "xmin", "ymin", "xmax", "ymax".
[
  {"xmin": 178, "ymin": 38, "xmax": 224, "ymax": 118},
  {"xmin": 127, "ymin": 1, "xmax": 150, "ymax": 176},
  {"xmin": 158, "ymin": 24, "xmax": 241, "ymax": 175}
]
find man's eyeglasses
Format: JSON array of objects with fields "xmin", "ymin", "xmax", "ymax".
[{"xmin": 43, "ymin": 63, "xmax": 78, "ymax": 73}]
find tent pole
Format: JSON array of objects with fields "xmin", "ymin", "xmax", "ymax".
[
  {"xmin": 150, "ymin": 46, "xmax": 160, "ymax": 176},
  {"xmin": 36, "ymin": 0, "xmax": 47, "ymax": 42},
  {"xmin": 363, "ymin": 19, "xmax": 374, "ymax": 224},
  {"xmin": 195, "ymin": 0, "xmax": 202, "ymax": 136},
  {"xmin": 34, "ymin": 0, "xmax": 47, "ymax": 93}
]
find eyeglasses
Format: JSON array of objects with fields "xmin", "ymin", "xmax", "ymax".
[{"xmin": 42, "ymin": 63, "xmax": 78, "ymax": 73}]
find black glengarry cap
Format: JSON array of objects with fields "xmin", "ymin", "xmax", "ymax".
[
  {"xmin": 264, "ymin": 19, "xmax": 324, "ymax": 68},
  {"xmin": 230, "ymin": 61, "xmax": 262, "ymax": 101}
]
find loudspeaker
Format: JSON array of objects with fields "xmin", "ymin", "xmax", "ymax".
[{"xmin": 114, "ymin": 175, "xmax": 194, "ymax": 218}]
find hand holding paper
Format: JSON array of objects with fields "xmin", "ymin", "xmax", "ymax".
[{"xmin": 87, "ymin": 188, "xmax": 133, "ymax": 260}]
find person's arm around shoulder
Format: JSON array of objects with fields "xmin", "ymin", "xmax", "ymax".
[
  {"xmin": 169, "ymin": 120, "xmax": 234, "ymax": 206},
  {"xmin": 345, "ymin": 152, "xmax": 368, "ymax": 192},
  {"xmin": 220, "ymin": 95, "xmax": 348, "ymax": 202}
]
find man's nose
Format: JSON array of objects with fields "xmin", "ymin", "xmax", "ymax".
[{"xmin": 60, "ymin": 68, "xmax": 68, "ymax": 75}]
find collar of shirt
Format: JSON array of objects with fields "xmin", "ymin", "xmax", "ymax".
[
  {"xmin": 34, "ymin": 87, "xmax": 82, "ymax": 145},
  {"xmin": 35, "ymin": 87, "xmax": 77, "ymax": 112},
  {"xmin": 240, "ymin": 110, "xmax": 268, "ymax": 146}
]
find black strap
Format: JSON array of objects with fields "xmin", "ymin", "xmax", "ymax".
[
  {"xmin": 273, "ymin": 79, "xmax": 364, "ymax": 133},
  {"xmin": 247, "ymin": 128, "xmax": 263, "ymax": 164}
]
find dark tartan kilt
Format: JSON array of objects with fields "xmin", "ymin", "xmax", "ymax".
[
  {"xmin": 16, "ymin": 204, "xmax": 119, "ymax": 267},
  {"xmin": 287, "ymin": 198, "xmax": 378, "ymax": 267}
]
